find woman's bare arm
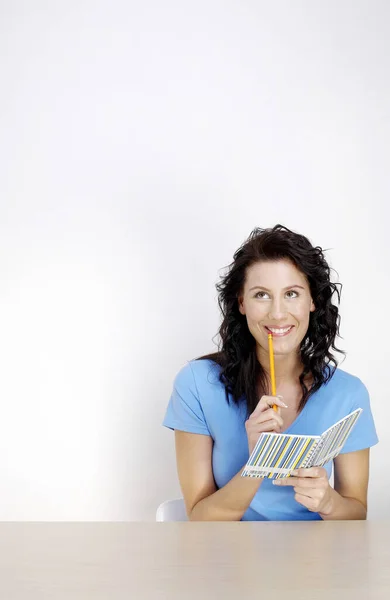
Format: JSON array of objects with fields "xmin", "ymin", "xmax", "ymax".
[
  {"xmin": 175, "ymin": 431, "xmax": 262, "ymax": 521},
  {"xmin": 174, "ymin": 394, "xmax": 286, "ymax": 521},
  {"xmin": 320, "ymin": 449, "xmax": 369, "ymax": 520}
]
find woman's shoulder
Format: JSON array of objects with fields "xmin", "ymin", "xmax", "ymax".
[
  {"xmin": 326, "ymin": 366, "xmax": 368, "ymax": 392},
  {"xmin": 320, "ymin": 366, "xmax": 371, "ymax": 411},
  {"xmin": 321, "ymin": 368, "xmax": 378, "ymax": 451},
  {"xmin": 173, "ymin": 358, "xmax": 223, "ymax": 390}
]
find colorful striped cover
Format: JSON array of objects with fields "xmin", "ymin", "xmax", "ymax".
[{"xmin": 242, "ymin": 408, "xmax": 362, "ymax": 479}]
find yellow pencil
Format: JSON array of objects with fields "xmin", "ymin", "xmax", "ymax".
[{"xmin": 268, "ymin": 333, "xmax": 278, "ymax": 411}]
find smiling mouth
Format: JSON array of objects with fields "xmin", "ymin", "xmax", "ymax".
[{"xmin": 265, "ymin": 326, "xmax": 294, "ymax": 337}]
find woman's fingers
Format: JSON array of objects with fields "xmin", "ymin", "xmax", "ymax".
[
  {"xmin": 246, "ymin": 416, "xmax": 283, "ymax": 453},
  {"xmin": 256, "ymin": 418, "xmax": 283, "ymax": 433},
  {"xmin": 246, "ymin": 395, "xmax": 288, "ymax": 453},
  {"xmin": 251, "ymin": 395, "xmax": 288, "ymax": 418},
  {"xmin": 246, "ymin": 410, "xmax": 284, "ymax": 440},
  {"xmin": 250, "ymin": 407, "xmax": 284, "ymax": 429}
]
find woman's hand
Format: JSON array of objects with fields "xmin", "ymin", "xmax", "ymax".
[
  {"xmin": 273, "ymin": 467, "xmax": 334, "ymax": 515},
  {"xmin": 245, "ymin": 395, "xmax": 288, "ymax": 455}
]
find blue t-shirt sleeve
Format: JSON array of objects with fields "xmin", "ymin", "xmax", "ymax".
[
  {"xmin": 162, "ymin": 362, "xmax": 211, "ymax": 435},
  {"xmin": 339, "ymin": 380, "xmax": 379, "ymax": 454}
]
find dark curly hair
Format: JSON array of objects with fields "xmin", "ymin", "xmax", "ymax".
[{"xmin": 197, "ymin": 224, "xmax": 345, "ymax": 416}]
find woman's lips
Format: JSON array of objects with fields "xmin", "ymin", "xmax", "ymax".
[{"xmin": 264, "ymin": 326, "xmax": 294, "ymax": 337}]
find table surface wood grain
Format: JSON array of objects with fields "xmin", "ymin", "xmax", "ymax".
[{"xmin": 0, "ymin": 521, "xmax": 388, "ymax": 599}]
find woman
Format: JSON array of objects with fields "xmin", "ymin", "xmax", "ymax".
[{"xmin": 163, "ymin": 225, "xmax": 378, "ymax": 521}]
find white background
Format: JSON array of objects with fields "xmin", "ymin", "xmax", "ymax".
[{"xmin": 0, "ymin": 1, "xmax": 388, "ymax": 520}]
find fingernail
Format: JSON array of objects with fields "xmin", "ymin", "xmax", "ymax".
[
  {"xmin": 291, "ymin": 470, "xmax": 298, "ymax": 476},
  {"xmin": 272, "ymin": 480, "xmax": 281, "ymax": 485}
]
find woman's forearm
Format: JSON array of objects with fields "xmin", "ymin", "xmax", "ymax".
[
  {"xmin": 320, "ymin": 487, "xmax": 367, "ymax": 520},
  {"xmin": 189, "ymin": 467, "xmax": 263, "ymax": 521}
]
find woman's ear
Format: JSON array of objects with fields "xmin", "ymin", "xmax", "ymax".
[
  {"xmin": 238, "ymin": 296, "xmax": 246, "ymax": 315},
  {"xmin": 310, "ymin": 299, "xmax": 315, "ymax": 312}
]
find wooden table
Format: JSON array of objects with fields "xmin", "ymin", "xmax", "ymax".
[{"xmin": 0, "ymin": 521, "xmax": 388, "ymax": 599}]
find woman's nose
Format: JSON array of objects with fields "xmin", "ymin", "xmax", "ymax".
[{"xmin": 268, "ymin": 298, "xmax": 288, "ymax": 321}]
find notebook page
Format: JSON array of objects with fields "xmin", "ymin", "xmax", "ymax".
[
  {"xmin": 242, "ymin": 431, "xmax": 321, "ymax": 479},
  {"xmin": 310, "ymin": 408, "xmax": 362, "ymax": 467}
]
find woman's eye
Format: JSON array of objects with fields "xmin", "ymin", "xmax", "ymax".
[{"xmin": 255, "ymin": 290, "xmax": 299, "ymax": 299}]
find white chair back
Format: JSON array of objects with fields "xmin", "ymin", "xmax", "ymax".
[{"xmin": 156, "ymin": 498, "xmax": 188, "ymax": 522}]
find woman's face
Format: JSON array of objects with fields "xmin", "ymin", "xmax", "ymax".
[{"xmin": 238, "ymin": 259, "xmax": 315, "ymax": 356}]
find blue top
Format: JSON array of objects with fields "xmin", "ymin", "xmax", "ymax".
[{"xmin": 163, "ymin": 359, "xmax": 379, "ymax": 521}]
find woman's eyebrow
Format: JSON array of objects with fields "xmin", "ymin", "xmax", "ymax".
[{"xmin": 249, "ymin": 285, "xmax": 306, "ymax": 292}]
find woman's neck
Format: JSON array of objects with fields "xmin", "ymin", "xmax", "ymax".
[{"xmin": 256, "ymin": 345, "xmax": 304, "ymax": 386}]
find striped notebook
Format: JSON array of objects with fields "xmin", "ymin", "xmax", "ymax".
[{"xmin": 242, "ymin": 408, "xmax": 362, "ymax": 479}]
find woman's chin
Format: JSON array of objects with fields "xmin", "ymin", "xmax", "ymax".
[{"xmin": 257, "ymin": 340, "xmax": 300, "ymax": 356}]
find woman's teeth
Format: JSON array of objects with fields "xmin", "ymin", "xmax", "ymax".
[{"xmin": 266, "ymin": 326, "xmax": 294, "ymax": 336}]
